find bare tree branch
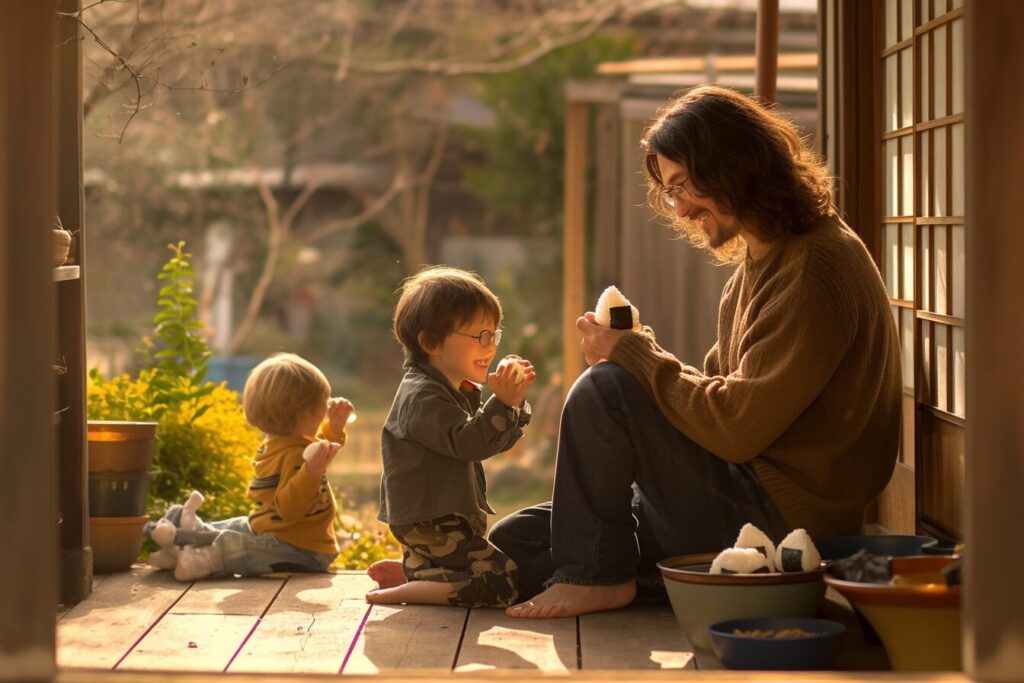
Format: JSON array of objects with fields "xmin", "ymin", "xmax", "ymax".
[
  {"xmin": 59, "ymin": 9, "xmax": 143, "ymax": 142},
  {"xmin": 345, "ymin": 1, "xmax": 621, "ymax": 76},
  {"xmin": 226, "ymin": 181, "xmax": 287, "ymax": 354}
]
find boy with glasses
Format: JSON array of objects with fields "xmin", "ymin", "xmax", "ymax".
[{"xmin": 366, "ymin": 266, "xmax": 536, "ymax": 607}]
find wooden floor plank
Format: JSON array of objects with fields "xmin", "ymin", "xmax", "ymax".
[
  {"xmin": 230, "ymin": 573, "xmax": 377, "ymax": 674},
  {"xmin": 57, "ymin": 573, "xmax": 110, "ymax": 622},
  {"xmin": 117, "ymin": 577, "xmax": 284, "ymax": 672},
  {"xmin": 455, "ymin": 610, "xmax": 577, "ymax": 672},
  {"xmin": 58, "ymin": 671, "xmax": 974, "ymax": 683},
  {"xmin": 579, "ymin": 605, "xmax": 695, "ymax": 670},
  {"xmin": 57, "ymin": 566, "xmax": 186, "ymax": 669},
  {"xmin": 343, "ymin": 603, "xmax": 467, "ymax": 674}
]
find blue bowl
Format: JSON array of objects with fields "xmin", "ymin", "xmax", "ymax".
[
  {"xmin": 920, "ymin": 540, "xmax": 960, "ymax": 556},
  {"xmin": 816, "ymin": 534, "xmax": 937, "ymax": 562},
  {"xmin": 709, "ymin": 617, "xmax": 846, "ymax": 670}
]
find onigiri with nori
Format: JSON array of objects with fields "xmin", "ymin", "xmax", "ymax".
[
  {"xmin": 710, "ymin": 547, "xmax": 773, "ymax": 575},
  {"xmin": 773, "ymin": 528, "xmax": 821, "ymax": 572},
  {"xmin": 734, "ymin": 522, "xmax": 776, "ymax": 561}
]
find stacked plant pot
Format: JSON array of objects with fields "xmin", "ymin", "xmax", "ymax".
[{"xmin": 87, "ymin": 421, "xmax": 157, "ymax": 573}]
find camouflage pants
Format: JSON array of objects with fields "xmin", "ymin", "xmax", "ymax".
[{"xmin": 390, "ymin": 512, "xmax": 519, "ymax": 608}]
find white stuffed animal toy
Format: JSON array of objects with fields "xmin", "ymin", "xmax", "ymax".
[{"xmin": 147, "ymin": 490, "xmax": 210, "ymax": 570}]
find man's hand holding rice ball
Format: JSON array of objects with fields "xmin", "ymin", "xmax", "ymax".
[{"xmin": 578, "ymin": 285, "xmax": 641, "ymax": 366}]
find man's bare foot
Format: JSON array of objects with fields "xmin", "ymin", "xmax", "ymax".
[
  {"xmin": 366, "ymin": 579, "xmax": 453, "ymax": 606},
  {"xmin": 367, "ymin": 559, "xmax": 406, "ymax": 588},
  {"xmin": 505, "ymin": 581, "xmax": 636, "ymax": 618}
]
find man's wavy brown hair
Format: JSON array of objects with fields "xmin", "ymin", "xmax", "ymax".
[{"xmin": 641, "ymin": 86, "xmax": 835, "ymax": 263}]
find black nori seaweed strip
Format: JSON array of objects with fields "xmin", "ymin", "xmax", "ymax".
[
  {"xmin": 609, "ymin": 306, "xmax": 632, "ymax": 329},
  {"xmin": 751, "ymin": 565, "xmax": 770, "ymax": 574},
  {"xmin": 781, "ymin": 547, "xmax": 804, "ymax": 572}
]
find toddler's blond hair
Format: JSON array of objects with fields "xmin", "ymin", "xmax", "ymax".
[{"xmin": 243, "ymin": 353, "xmax": 330, "ymax": 436}]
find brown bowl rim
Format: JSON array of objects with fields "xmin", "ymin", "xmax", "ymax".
[
  {"xmin": 823, "ymin": 556, "xmax": 960, "ymax": 608},
  {"xmin": 658, "ymin": 552, "xmax": 825, "ymax": 586}
]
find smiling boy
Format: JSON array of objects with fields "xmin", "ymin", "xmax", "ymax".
[{"xmin": 366, "ymin": 266, "xmax": 536, "ymax": 607}]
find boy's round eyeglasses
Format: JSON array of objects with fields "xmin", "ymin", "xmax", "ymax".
[
  {"xmin": 454, "ymin": 329, "xmax": 502, "ymax": 347},
  {"xmin": 660, "ymin": 181, "xmax": 693, "ymax": 208}
]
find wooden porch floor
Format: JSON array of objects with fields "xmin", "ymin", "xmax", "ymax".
[
  {"xmin": 56, "ymin": 567, "xmax": 969, "ymax": 682},
  {"xmin": 56, "ymin": 567, "xmax": 695, "ymax": 675}
]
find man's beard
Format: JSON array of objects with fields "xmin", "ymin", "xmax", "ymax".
[{"xmin": 671, "ymin": 214, "xmax": 746, "ymax": 264}]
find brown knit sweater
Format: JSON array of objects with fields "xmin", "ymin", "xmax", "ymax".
[{"xmin": 610, "ymin": 215, "xmax": 901, "ymax": 539}]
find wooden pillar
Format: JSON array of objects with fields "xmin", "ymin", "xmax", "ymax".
[
  {"xmin": 0, "ymin": 1, "xmax": 58, "ymax": 680},
  {"xmin": 755, "ymin": 0, "xmax": 780, "ymax": 103},
  {"xmin": 562, "ymin": 100, "xmax": 588, "ymax": 395},
  {"xmin": 56, "ymin": 0, "xmax": 92, "ymax": 607},
  {"xmin": 964, "ymin": 2, "xmax": 1024, "ymax": 680},
  {"xmin": 827, "ymin": 0, "xmax": 881, "ymax": 257}
]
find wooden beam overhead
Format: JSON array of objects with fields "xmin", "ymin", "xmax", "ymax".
[{"xmin": 596, "ymin": 52, "xmax": 817, "ymax": 76}]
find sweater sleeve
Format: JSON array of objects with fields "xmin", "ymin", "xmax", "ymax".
[{"xmin": 610, "ymin": 267, "xmax": 855, "ymax": 463}]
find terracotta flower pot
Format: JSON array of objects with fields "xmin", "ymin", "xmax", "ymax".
[
  {"xmin": 87, "ymin": 421, "xmax": 157, "ymax": 517},
  {"xmin": 88, "ymin": 515, "xmax": 149, "ymax": 573}
]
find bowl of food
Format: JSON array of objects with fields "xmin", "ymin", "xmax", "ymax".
[
  {"xmin": 709, "ymin": 617, "xmax": 846, "ymax": 670},
  {"xmin": 657, "ymin": 553, "xmax": 826, "ymax": 660},
  {"xmin": 816, "ymin": 535, "xmax": 937, "ymax": 562},
  {"xmin": 824, "ymin": 555, "xmax": 960, "ymax": 670}
]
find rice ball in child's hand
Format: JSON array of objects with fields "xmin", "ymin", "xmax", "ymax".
[
  {"xmin": 595, "ymin": 285, "xmax": 640, "ymax": 330},
  {"xmin": 773, "ymin": 529, "xmax": 821, "ymax": 572},
  {"xmin": 497, "ymin": 356, "xmax": 526, "ymax": 385},
  {"xmin": 710, "ymin": 547, "xmax": 773, "ymax": 574},
  {"xmin": 302, "ymin": 441, "xmax": 327, "ymax": 463},
  {"xmin": 734, "ymin": 522, "xmax": 776, "ymax": 561}
]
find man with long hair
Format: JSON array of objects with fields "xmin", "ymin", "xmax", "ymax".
[{"xmin": 492, "ymin": 86, "xmax": 901, "ymax": 618}]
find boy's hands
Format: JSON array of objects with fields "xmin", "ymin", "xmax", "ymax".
[
  {"xmin": 303, "ymin": 440, "xmax": 343, "ymax": 478},
  {"xmin": 488, "ymin": 354, "xmax": 537, "ymax": 409},
  {"xmin": 326, "ymin": 397, "xmax": 355, "ymax": 436}
]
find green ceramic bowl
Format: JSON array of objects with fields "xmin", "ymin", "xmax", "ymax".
[{"xmin": 658, "ymin": 553, "xmax": 827, "ymax": 660}]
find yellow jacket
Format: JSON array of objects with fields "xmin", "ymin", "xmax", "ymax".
[{"xmin": 248, "ymin": 423, "xmax": 345, "ymax": 554}]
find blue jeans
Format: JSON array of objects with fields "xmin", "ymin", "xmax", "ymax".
[
  {"xmin": 489, "ymin": 363, "xmax": 789, "ymax": 600},
  {"xmin": 207, "ymin": 516, "xmax": 336, "ymax": 578}
]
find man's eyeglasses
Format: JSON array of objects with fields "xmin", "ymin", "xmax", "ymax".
[
  {"xmin": 660, "ymin": 180, "xmax": 694, "ymax": 208},
  {"xmin": 454, "ymin": 329, "xmax": 502, "ymax": 347}
]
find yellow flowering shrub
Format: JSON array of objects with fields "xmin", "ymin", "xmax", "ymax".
[
  {"xmin": 332, "ymin": 506, "xmax": 401, "ymax": 570},
  {"xmin": 88, "ymin": 369, "xmax": 261, "ymax": 520}
]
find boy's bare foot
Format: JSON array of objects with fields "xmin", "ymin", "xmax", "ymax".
[
  {"xmin": 367, "ymin": 559, "xmax": 406, "ymax": 588},
  {"xmin": 366, "ymin": 580, "xmax": 453, "ymax": 606},
  {"xmin": 505, "ymin": 581, "xmax": 636, "ymax": 618}
]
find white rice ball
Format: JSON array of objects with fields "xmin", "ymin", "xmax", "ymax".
[
  {"xmin": 497, "ymin": 357, "xmax": 525, "ymax": 384},
  {"xmin": 773, "ymin": 528, "xmax": 821, "ymax": 572},
  {"xmin": 710, "ymin": 547, "xmax": 773, "ymax": 575},
  {"xmin": 594, "ymin": 285, "xmax": 639, "ymax": 330},
  {"xmin": 734, "ymin": 523, "xmax": 776, "ymax": 561}
]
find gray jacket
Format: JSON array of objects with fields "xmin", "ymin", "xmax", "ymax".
[{"xmin": 377, "ymin": 361, "xmax": 531, "ymax": 526}]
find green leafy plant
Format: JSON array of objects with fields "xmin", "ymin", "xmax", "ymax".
[{"xmin": 139, "ymin": 240, "xmax": 215, "ymax": 422}]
